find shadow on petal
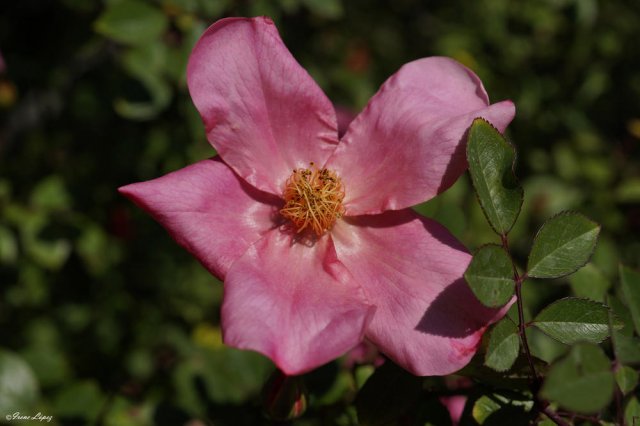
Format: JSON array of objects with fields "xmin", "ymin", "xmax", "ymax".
[
  {"xmin": 415, "ymin": 278, "xmax": 498, "ymax": 338},
  {"xmin": 435, "ymin": 125, "xmax": 469, "ymax": 195},
  {"xmin": 342, "ymin": 209, "xmax": 415, "ymax": 229}
]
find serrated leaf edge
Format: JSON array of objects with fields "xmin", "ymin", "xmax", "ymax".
[
  {"xmin": 464, "ymin": 243, "xmax": 515, "ymax": 308},
  {"xmin": 531, "ymin": 297, "xmax": 622, "ymax": 344},
  {"xmin": 484, "ymin": 319, "xmax": 520, "ymax": 372},
  {"xmin": 526, "ymin": 211, "xmax": 601, "ymax": 279},
  {"xmin": 466, "ymin": 117, "xmax": 524, "ymax": 236}
]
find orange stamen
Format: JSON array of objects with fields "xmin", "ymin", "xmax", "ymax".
[{"xmin": 280, "ymin": 162, "xmax": 345, "ymax": 236}]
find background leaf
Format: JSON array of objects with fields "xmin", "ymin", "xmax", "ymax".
[
  {"xmin": 53, "ymin": 381, "xmax": 105, "ymax": 420},
  {"xmin": 569, "ymin": 263, "xmax": 610, "ymax": 302},
  {"xmin": 485, "ymin": 318, "xmax": 520, "ymax": 372},
  {"xmin": 470, "ymin": 393, "xmax": 533, "ymax": 425},
  {"xmin": 609, "ymin": 295, "xmax": 640, "ymax": 364},
  {"xmin": 527, "ymin": 212, "xmax": 600, "ymax": 278},
  {"xmin": 465, "ymin": 244, "xmax": 515, "ymax": 308},
  {"xmin": 540, "ymin": 343, "xmax": 614, "ymax": 414},
  {"xmin": 612, "ymin": 332, "xmax": 640, "ymax": 364},
  {"xmin": 2, "ymin": 0, "xmax": 640, "ymax": 423},
  {"xmin": 94, "ymin": 0, "xmax": 168, "ymax": 46},
  {"xmin": 472, "ymin": 395, "xmax": 501, "ymax": 424},
  {"xmin": 620, "ymin": 264, "xmax": 640, "ymax": 335},
  {"xmin": 0, "ymin": 350, "xmax": 39, "ymax": 414},
  {"xmin": 614, "ymin": 365, "xmax": 638, "ymax": 395},
  {"xmin": 532, "ymin": 297, "xmax": 620, "ymax": 344},
  {"xmin": 466, "ymin": 118, "xmax": 523, "ymax": 235},
  {"xmin": 625, "ymin": 396, "xmax": 640, "ymax": 426}
]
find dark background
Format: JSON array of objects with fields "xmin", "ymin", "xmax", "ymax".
[{"xmin": 0, "ymin": 0, "xmax": 638, "ymax": 424}]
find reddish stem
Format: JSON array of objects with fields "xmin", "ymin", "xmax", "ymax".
[
  {"xmin": 542, "ymin": 405, "xmax": 571, "ymax": 426},
  {"xmin": 500, "ymin": 234, "xmax": 539, "ymax": 385},
  {"xmin": 501, "ymin": 233, "xmax": 571, "ymax": 426}
]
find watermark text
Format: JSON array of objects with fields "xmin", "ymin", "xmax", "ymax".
[{"xmin": 5, "ymin": 412, "xmax": 53, "ymax": 423}]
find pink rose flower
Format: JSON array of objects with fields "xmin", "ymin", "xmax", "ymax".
[{"xmin": 119, "ymin": 17, "xmax": 515, "ymax": 376}]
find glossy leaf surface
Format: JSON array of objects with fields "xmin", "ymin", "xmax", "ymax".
[
  {"xmin": 465, "ymin": 244, "xmax": 514, "ymax": 308},
  {"xmin": 527, "ymin": 212, "xmax": 600, "ymax": 278},
  {"xmin": 467, "ymin": 118, "xmax": 523, "ymax": 235}
]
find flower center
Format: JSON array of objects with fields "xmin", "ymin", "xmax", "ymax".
[{"xmin": 280, "ymin": 162, "xmax": 345, "ymax": 236}]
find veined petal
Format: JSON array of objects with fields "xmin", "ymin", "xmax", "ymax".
[
  {"xmin": 222, "ymin": 230, "xmax": 375, "ymax": 375},
  {"xmin": 332, "ymin": 210, "xmax": 509, "ymax": 376},
  {"xmin": 187, "ymin": 17, "xmax": 339, "ymax": 195},
  {"xmin": 118, "ymin": 158, "xmax": 280, "ymax": 280},
  {"xmin": 326, "ymin": 57, "xmax": 515, "ymax": 215}
]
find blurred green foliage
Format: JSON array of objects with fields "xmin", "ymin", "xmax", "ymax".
[{"xmin": 0, "ymin": 0, "xmax": 639, "ymax": 424}]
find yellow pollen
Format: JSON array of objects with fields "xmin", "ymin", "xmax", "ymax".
[{"xmin": 280, "ymin": 162, "xmax": 345, "ymax": 236}]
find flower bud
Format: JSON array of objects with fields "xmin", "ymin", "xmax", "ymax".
[{"xmin": 261, "ymin": 369, "xmax": 307, "ymax": 421}]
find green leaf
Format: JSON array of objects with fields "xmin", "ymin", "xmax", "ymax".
[
  {"xmin": 466, "ymin": 118, "xmax": 523, "ymax": 235},
  {"xmin": 0, "ymin": 350, "xmax": 39, "ymax": 414},
  {"xmin": 472, "ymin": 395, "xmax": 501, "ymax": 424},
  {"xmin": 527, "ymin": 212, "xmax": 600, "ymax": 278},
  {"xmin": 615, "ymin": 177, "xmax": 640, "ymax": 202},
  {"xmin": 614, "ymin": 365, "xmax": 638, "ymax": 395},
  {"xmin": 114, "ymin": 74, "xmax": 171, "ymax": 120},
  {"xmin": 592, "ymin": 235, "xmax": 619, "ymax": 278},
  {"xmin": 527, "ymin": 327, "xmax": 568, "ymax": 363},
  {"xmin": 625, "ymin": 395, "xmax": 640, "ymax": 426},
  {"xmin": 356, "ymin": 362, "xmax": 424, "ymax": 426},
  {"xmin": 11, "ymin": 208, "xmax": 71, "ymax": 270},
  {"xmin": 609, "ymin": 295, "xmax": 636, "ymax": 336},
  {"xmin": 0, "ymin": 225, "xmax": 18, "ymax": 264},
  {"xmin": 24, "ymin": 236, "xmax": 71, "ymax": 271},
  {"xmin": 53, "ymin": 381, "xmax": 104, "ymax": 420},
  {"xmin": 457, "ymin": 353, "xmax": 547, "ymax": 391},
  {"xmin": 306, "ymin": 364, "xmax": 352, "ymax": 406},
  {"xmin": 103, "ymin": 396, "xmax": 153, "ymax": 426},
  {"xmin": 432, "ymin": 203, "xmax": 466, "ymax": 240},
  {"xmin": 620, "ymin": 264, "xmax": 640, "ymax": 335},
  {"xmin": 465, "ymin": 244, "xmax": 515, "ymax": 307},
  {"xmin": 471, "ymin": 393, "xmax": 533, "ymax": 425},
  {"xmin": 609, "ymin": 295, "xmax": 640, "ymax": 364},
  {"xmin": 540, "ymin": 343, "xmax": 614, "ymax": 414},
  {"xmin": 94, "ymin": 0, "xmax": 168, "ymax": 46},
  {"xmin": 612, "ymin": 331, "xmax": 640, "ymax": 364},
  {"xmin": 522, "ymin": 176, "xmax": 584, "ymax": 218},
  {"xmin": 121, "ymin": 42, "xmax": 168, "ymax": 77},
  {"xmin": 76, "ymin": 225, "xmax": 122, "ymax": 276},
  {"xmin": 21, "ymin": 345, "xmax": 71, "ymax": 387},
  {"xmin": 355, "ymin": 365, "xmax": 375, "ymax": 389},
  {"xmin": 174, "ymin": 345, "xmax": 272, "ymax": 407},
  {"xmin": 196, "ymin": 0, "xmax": 230, "ymax": 16},
  {"xmin": 485, "ymin": 318, "xmax": 520, "ymax": 372},
  {"xmin": 30, "ymin": 175, "xmax": 72, "ymax": 210},
  {"xmin": 532, "ymin": 297, "xmax": 621, "ymax": 344},
  {"xmin": 569, "ymin": 263, "xmax": 610, "ymax": 302},
  {"xmin": 301, "ymin": 0, "xmax": 344, "ymax": 19}
]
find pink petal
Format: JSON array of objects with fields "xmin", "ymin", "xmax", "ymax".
[
  {"xmin": 326, "ymin": 57, "xmax": 515, "ymax": 215},
  {"xmin": 187, "ymin": 17, "xmax": 339, "ymax": 195},
  {"xmin": 221, "ymin": 229, "xmax": 375, "ymax": 375},
  {"xmin": 344, "ymin": 340, "xmax": 384, "ymax": 368},
  {"xmin": 118, "ymin": 158, "xmax": 280, "ymax": 280},
  {"xmin": 440, "ymin": 396, "xmax": 467, "ymax": 425},
  {"xmin": 332, "ymin": 210, "xmax": 509, "ymax": 376}
]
